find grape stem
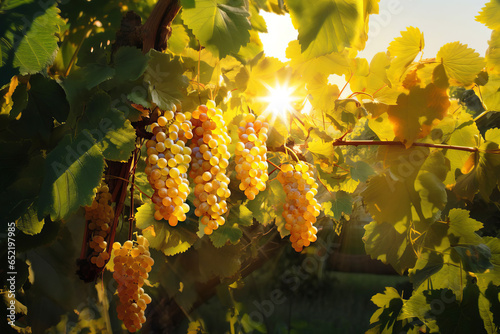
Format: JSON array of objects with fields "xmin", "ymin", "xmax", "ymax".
[{"xmin": 332, "ymin": 138, "xmax": 500, "ymax": 154}]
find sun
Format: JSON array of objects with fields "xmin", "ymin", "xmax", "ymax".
[{"xmin": 260, "ymin": 82, "xmax": 296, "ymax": 121}]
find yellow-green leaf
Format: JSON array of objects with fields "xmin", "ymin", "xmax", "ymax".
[
  {"xmin": 387, "ymin": 27, "xmax": 424, "ymax": 80},
  {"xmin": 437, "ymin": 42, "xmax": 485, "ymax": 86},
  {"xmin": 476, "ymin": 0, "xmax": 500, "ymax": 30}
]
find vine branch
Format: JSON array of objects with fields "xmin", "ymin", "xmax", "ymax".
[{"xmin": 332, "ymin": 139, "xmax": 500, "ymax": 154}]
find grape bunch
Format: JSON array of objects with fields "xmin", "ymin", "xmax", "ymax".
[
  {"xmin": 189, "ymin": 101, "xmax": 232, "ymax": 235},
  {"xmin": 112, "ymin": 236, "xmax": 154, "ymax": 333},
  {"xmin": 145, "ymin": 107, "xmax": 193, "ymax": 226},
  {"xmin": 235, "ymin": 113, "xmax": 269, "ymax": 200},
  {"xmin": 84, "ymin": 182, "xmax": 113, "ymax": 268},
  {"xmin": 277, "ymin": 162, "xmax": 321, "ymax": 252}
]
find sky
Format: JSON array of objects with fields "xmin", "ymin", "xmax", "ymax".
[{"xmin": 259, "ymin": 0, "xmax": 492, "ymax": 63}]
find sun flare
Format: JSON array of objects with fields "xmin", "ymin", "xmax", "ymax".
[{"xmin": 260, "ymin": 82, "xmax": 297, "ymax": 121}]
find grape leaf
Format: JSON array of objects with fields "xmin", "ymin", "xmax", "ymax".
[
  {"xmin": 198, "ymin": 241, "xmax": 243, "ymax": 279},
  {"xmin": 361, "ymin": 173, "xmax": 412, "ymax": 234},
  {"xmin": 486, "ymin": 30, "xmax": 500, "ymax": 72},
  {"xmin": 414, "ymin": 151, "xmax": 448, "ymax": 219},
  {"xmin": 285, "ymin": 0, "xmax": 378, "ymax": 58},
  {"xmin": 227, "ymin": 204, "xmax": 254, "ymax": 227},
  {"xmin": 144, "ymin": 50, "xmax": 189, "ymax": 110},
  {"xmin": 168, "ymin": 24, "xmax": 191, "ymax": 55},
  {"xmin": 246, "ymin": 179, "xmax": 284, "ymax": 226},
  {"xmin": 136, "ymin": 203, "xmax": 198, "ymax": 256},
  {"xmin": 476, "ymin": 0, "xmax": 500, "ymax": 31},
  {"xmin": 350, "ymin": 160, "xmax": 375, "ymax": 182},
  {"xmin": 437, "ymin": 42, "xmax": 485, "ymax": 86},
  {"xmin": 16, "ymin": 202, "xmax": 44, "ymax": 235},
  {"xmin": 454, "ymin": 244, "xmax": 493, "ymax": 273},
  {"xmin": 0, "ymin": 3, "xmax": 65, "ymax": 86},
  {"xmin": 181, "ymin": 0, "xmax": 251, "ymax": 58},
  {"xmin": 75, "ymin": 91, "xmax": 136, "ymax": 162},
  {"xmin": 321, "ymin": 191, "xmax": 352, "ymax": 219},
  {"xmin": 0, "ymin": 153, "xmax": 44, "ymax": 224},
  {"xmin": 387, "ymin": 83, "xmax": 450, "ymax": 148},
  {"xmin": 387, "ymin": 27, "xmax": 424, "ymax": 81},
  {"xmin": 15, "ymin": 74, "xmax": 70, "ymax": 141},
  {"xmin": 363, "ymin": 220, "xmax": 417, "ymax": 274},
  {"xmin": 368, "ymin": 287, "xmax": 404, "ymax": 332},
  {"xmin": 114, "ymin": 46, "xmax": 148, "ymax": 81},
  {"xmin": 38, "ymin": 131, "xmax": 105, "ymax": 221},
  {"xmin": 477, "ymin": 237, "xmax": 500, "ymax": 289},
  {"xmin": 209, "ymin": 223, "xmax": 243, "ymax": 247}
]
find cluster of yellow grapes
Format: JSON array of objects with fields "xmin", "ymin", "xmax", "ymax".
[
  {"xmin": 112, "ymin": 236, "xmax": 154, "ymax": 332},
  {"xmin": 189, "ymin": 101, "xmax": 232, "ymax": 235},
  {"xmin": 277, "ymin": 162, "xmax": 321, "ymax": 252},
  {"xmin": 145, "ymin": 107, "xmax": 193, "ymax": 226},
  {"xmin": 84, "ymin": 182, "xmax": 113, "ymax": 268},
  {"xmin": 235, "ymin": 113, "xmax": 269, "ymax": 200}
]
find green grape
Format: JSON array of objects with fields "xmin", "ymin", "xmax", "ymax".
[
  {"xmin": 189, "ymin": 100, "xmax": 231, "ymax": 235},
  {"xmin": 145, "ymin": 107, "xmax": 193, "ymax": 226},
  {"xmin": 277, "ymin": 162, "xmax": 321, "ymax": 252},
  {"xmin": 235, "ymin": 113, "xmax": 269, "ymax": 200},
  {"xmin": 112, "ymin": 235, "xmax": 153, "ymax": 333},
  {"xmin": 84, "ymin": 181, "xmax": 113, "ymax": 268}
]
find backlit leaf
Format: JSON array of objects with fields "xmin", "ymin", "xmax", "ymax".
[
  {"xmin": 387, "ymin": 27, "xmax": 424, "ymax": 80},
  {"xmin": 286, "ymin": 0, "xmax": 378, "ymax": 58},
  {"xmin": 322, "ymin": 191, "xmax": 352, "ymax": 219},
  {"xmin": 181, "ymin": 0, "xmax": 251, "ymax": 58},
  {"xmin": 437, "ymin": 42, "xmax": 485, "ymax": 86},
  {"xmin": 476, "ymin": 0, "xmax": 500, "ymax": 30}
]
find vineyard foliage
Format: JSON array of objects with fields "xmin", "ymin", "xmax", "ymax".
[{"xmin": 1, "ymin": 0, "xmax": 500, "ymax": 333}]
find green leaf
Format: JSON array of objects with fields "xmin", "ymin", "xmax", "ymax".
[
  {"xmin": 246, "ymin": 179, "xmax": 284, "ymax": 227},
  {"xmin": 136, "ymin": 203, "xmax": 198, "ymax": 256},
  {"xmin": 437, "ymin": 42, "xmax": 485, "ymax": 86},
  {"xmin": 181, "ymin": 0, "xmax": 251, "ymax": 58},
  {"xmin": 476, "ymin": 0, "xmax": 500, "ymax": 30},
  {"xmin": 387, "ymin": 27, "xmax": 424, "ymax": 80},
  {"xmin": 0, "ymin": 153, "xmax": 44, "ymax": 224},
  {"xmin": 144, "ymin": 50, "xmax": 189, "ymax": 110},
  {"xmin": 368, "ymin": 287, "xmax": 404, "ymax": 332},
  {"xmin": 285, "ymin": 0, "xmax": 378, "ymax": 58},
  {"xmin": 361, "ymin": 174, "xmax": 412, "ymax": 233},
  {"xmin": 477, "ymin": 237, "xmax": 500, "ymax": 290},
  {"xmin": 80, "ymin": 63, "xmax": 115, "ymax": 90},
  {"xmin": 447, "ymin": 208, "xmax": 483, "ymax": 245},
  {"xmin": 227, "ymin": 204, "xmax": 254, "ymax": 227},
  {"xmin": 15, "ymin": 74, "xmax": 69, "ymax": 141},
  {"xmin": 350, "ymin": 160, "xmax": 375, "ymax": 182},
  {"xmin": 454, "ymin": 244, "xmax": 493, "ymax": 273},
  {"xmin": 76, "ymin": 91, "xmax": 136, "ymax": 162},
  {"xmin": 114, "ymin": 46, "xmax": 148, "ymax": 81},
  {"xmin": 0, "ymin": 3, "xmax": 65, "ymax": 86},
  {"xmin": 363, "ymin": 220, "xmax": 417, "ymax": 275},
  {"xmin": 322, "ymin": 191, "xmax": 352, "ymax": 219},
  {"xmin": 198, "ymin": 241, "xmax": 243, "ymax": 278},
  {"xmin": 209, "ymin": 223, "xmax": 243, "ymax": 247},
  {"xmin": 486, "ymin": 30, "xmax": 500, "ymax": 71},
  {"xmin": 307, "ymin": 137, "xmax": 334, "ymax": 157},
  {"xmin": 415, "ymin": 151, "xmax": 448, "ymax": 219},
  {"xmin": 38, "ymin": 131, "xmax": 105, "ymax": 221},
  {"xmin": 16, "ymin": 202, "xmax": 44, "ymax": 235},
  {"xmin": 168, "ymin": 24, "xmax": 190, "ymax": 55}
]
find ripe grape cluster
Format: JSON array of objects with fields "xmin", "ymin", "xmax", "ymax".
[
  {"xmin": 112, "ymin": 236, "xmax": 154, "ymax": 332},
  {"xmin": 145, "ymin": 107, "xmax": 193, "ymax": 226},
  {"xmin": 84, "ymin": 182, "xmax": 113, "ymax": 268},
  {"xmin": 235, "ymin": 113, "xmax": 269, "ymax": 200},
  {"xmin": 189, "ymin": 101, "xmax": 232, "ymax": 235},
  {"xmin": 277, "ymin": 162, "xmax": 321, "ymax": 252}
]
